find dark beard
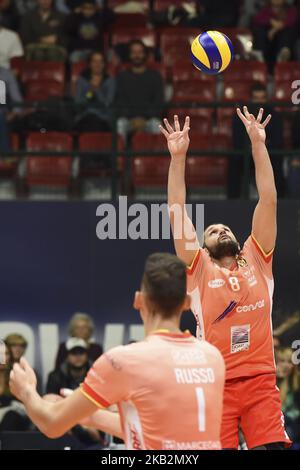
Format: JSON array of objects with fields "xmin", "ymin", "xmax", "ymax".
[{"xmin": 207, "ymin": 239, "xmax": 240, "ymax": 260}]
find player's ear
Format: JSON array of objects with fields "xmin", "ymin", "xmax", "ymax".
[
  {"xmin": 133, "ymin": 291, "xmax": 142, "ymax": 310},
  {"xmin": 182, "ymin": 294, "xmax": 191, "ymax": 312}
]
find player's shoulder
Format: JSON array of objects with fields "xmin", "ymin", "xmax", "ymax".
[{"xmin": 198, "ymin": 340, "xmax": 225, "ymax": 365}]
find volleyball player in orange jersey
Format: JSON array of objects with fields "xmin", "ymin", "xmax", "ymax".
[
  {"xmin": 9, "ymin": 253, "xmax": 225, "ymax": 450},
  {"xmin": 160, "ymin": 108, "xmax": 291, "ymax": 449}
]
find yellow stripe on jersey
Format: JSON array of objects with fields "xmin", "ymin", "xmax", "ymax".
[
  {"xmin": 80, "ymin": 385, "xmax": 105, "ymax": 409},
  {"xmin": 251, "ymin": 233, "xmax": 275, "ymax": 259}
]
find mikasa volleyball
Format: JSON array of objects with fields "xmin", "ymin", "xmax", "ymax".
[{"xmin": 191, "ymin": 31, "xmax": 234, "ymax": 75}]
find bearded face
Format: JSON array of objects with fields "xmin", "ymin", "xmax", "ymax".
[{"xmin": 203, "ymin": 224, "xmax": 240, "ymax": 260}]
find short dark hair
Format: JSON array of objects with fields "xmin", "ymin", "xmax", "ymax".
[
  {"xmin": 129, "ymin": 39, "xmax": 148, "ymax": 55},
  {"xmin": 142, "ymin": 253, "xmax": 187, "ymax": 318},
  {"xmin": 251, "ymin": 82, "xmax": 266, "ymax": 95}
]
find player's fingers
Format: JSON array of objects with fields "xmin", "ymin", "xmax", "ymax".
[
  {"xmin": 249, "ymin": 114, "xmax": 255, "ymax": 122},
  {"xmin": 159, "ymin": 125, "xmax": 169, "ymax": 139},
  {"xmin": 262, "ymin": 114, "xmax": 272, "ymax": 127},
  {"xmin": 183, "ymin": 127, "xmax": 190, "ymax": 137},
  {"xmin": 174, "ymin": 115, "xmax": 180, "ymax": 132},
  {"xmin": 243, "ymin": 106, "xmax": 251, "ymax": 118},
  {"xmin": 20, "ymin": 356, "xmax": 29, "ymax": 370},
  {"xmin": 164, "ymin": 118, "xmax": 174, "ymax": 133},
  {"xmin": 236, "ymin": 108, "xmax": 249, "ymax": 126},
  {"xmin": 183, "ymin": 116, "xmax": 190, "ymax": 131},
  {"xmin": 257, "ymin": 107, "xmax": 264, "ymax": 123}
]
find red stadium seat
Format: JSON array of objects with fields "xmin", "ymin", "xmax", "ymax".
[
  {"xmin": 186, "ymin": 134, "xmax": 228, "ymax": 187},
  {"xmin": 222, "ymin": 82, "xmax": 252, "ymax": 102},
  {"xmin": 26, "ymin": 132, "xmax": 73, "ymax": 187},
  {"xmin": 10, "ymin": 56, "xmax": 24, "ymax": 78},
  {"xmin": 172, "ymin": 61, "xmax": 216, "ymax": 83},
  {"xmin": 78, "ymin": 132, "xmax": 125, "ymax": 174},
  {"xmin": 217, "ymin": 108, "xmax": 235, "ymax": 137},
  {"xmin": 274, "ymin": 62, "xmax": 300, "ymax": 84},
  {"xmin": 131, "ymin": 132, "xmax": 168, "ymax": 187},
  {"xmin": 168, "ymin": 107, "xmax": 214, "ymax": 120},
  {"xmin": 21, "ymin": 61, "xmax": 65, "ymax": 84},
  {"xmin": 160, "ymin": 28, "xmax": 200, "ymax": 66},
  {"xmin": 109, "ymin": 1, "xmax": 150, "ymax": 28},
  {"xmin": 25, "ymin": 80, "xmax": 65, "ymax": 101},
  {"xmin": 154, "ymin": 0, "xmax": 184, "ymax": 11},
  {"xmin": 111, "ymin": 28, "xmax": 156, "ymax": 48},
  {"xmin": 223, "ymin": 61, "xmax": 267, "ymax": 84},
  {"xmin": 172, "ymin": 80, "xmax": 216, "ymax": 103}
]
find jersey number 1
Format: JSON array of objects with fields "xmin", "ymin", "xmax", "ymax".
[{"xmin": 196, "ymin": 387, "xmax": 206, "ymax": 432}]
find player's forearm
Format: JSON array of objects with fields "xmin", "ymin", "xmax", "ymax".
[
  {"xmin": 168, "ymin": 157, "xmax": 187, "ymax": 209},
  {"xmin": 84, "ymin": 410, "xmax": 123, "ymax": 440},
  {"xmin": 21, "ymin": 387, "xmax": 59, "ymax": 437},
  {"xmin": 252, "ymin": 142, "xmax": 277, "ymax": 203}
]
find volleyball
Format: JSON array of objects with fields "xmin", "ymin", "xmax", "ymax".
[{"xmin": 191, "ymin": 31, "xmax": 234, "ymax": 75}]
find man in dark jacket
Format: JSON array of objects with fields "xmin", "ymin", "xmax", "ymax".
[
  {"xmin": 20, "ymin": 0, "xmax": 66, "ymax": 48},
  {"xmin": 46, "ymin": 338, "xmax": 91, "ymax": 394}
]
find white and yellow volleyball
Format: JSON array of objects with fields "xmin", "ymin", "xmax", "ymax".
[{"xmin": 191, "ymin": 31, "xmax": 234, "ymax": 75}]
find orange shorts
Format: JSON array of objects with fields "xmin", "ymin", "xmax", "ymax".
[{"xmin": 221, "ymin": 373, "xmax": 292, "ymax": 449}]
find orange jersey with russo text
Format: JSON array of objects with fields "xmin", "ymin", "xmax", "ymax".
[
  {"xmin": 187, "ymin": 235, "xmax": 276, "ymax": 380},
  {"xmin": 81, "ymin": 331, "xmax": 225, "ymax": 450}
]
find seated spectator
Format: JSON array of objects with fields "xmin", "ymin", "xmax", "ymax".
[
  {"xmin": 47, "ymin": 338, "xmax": 91, "ymax": 393},
  {"xmin": 0, "ymin": 0, "xmax": 21, "ymax": 30},
  {"xmin": 55, "ymin": 312, "xmax": 103, "ymax": 369},
  {"xmin": 276, "ymin": 346, "xmax": 300, "ymax": 446},
  {"xmin": 0, "ymin": 65, "xmax": 24, "ymax": 153},
  {"xmin": 239, "ymin": 0, "xmax": 266, "ymax": 27},
  {"xmin": 115, "ymin": 40, "xmax": 164, "ymax": 140},
  {"xmin": 20, "ymin": 0, "xmax": 67, "ymax": 61},
  {"xmin": 65, "ymin": 0, "xmax": 114, "ymax": 63},
  {"xmin": 253, "ymin": 0, "xmax": 298, "ymax": 64},
  {"xmin": 47, "ymin": 337, "xmax": 104, "ymax": 447},
  {"xmin": 0, "ymin": 343, "xmax": 31, "ymax": 431},
  {"xmin": 198, "ymin": 0, "xmax": 240, "ymax": 28},
  {"xmin": 74, "ymin": 51, "xmax": 115, "ymax": 131},
  {"xmin": 229, "ymin": 82, "xmax": 285, "ymax": 198},
  {"xmin": 0, "ymin": 21, "xmax": 24, "ymax": 69},
  {"xmin": 150, "ymin": 1, "xmax": 198, "ymax": 27}
]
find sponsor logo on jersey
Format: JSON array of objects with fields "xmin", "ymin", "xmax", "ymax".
[
  {"xmin": 231, "ymin": 324, "xmax": 250, "ymax": 353},
  {"xmin": 171, "ymin": 349, "xmax": 207, "ymax": 365},
  {"xmin": 212, "ymin": 300, "xmax": 237, "ymax": 324},
  {"xmin": 162, "ymin": 440, "xmax": 221, "ymax": 450},
  {"xmin": 208, "ymin": 279, "xmax": 225, "ymax": 288},
  {"xmin": 236, "ymin": 299, "xmax": 265, "ymax": 313},
  {"xmin": 237, "ymin": 257, "xmax": 248, "ymax": 268}
]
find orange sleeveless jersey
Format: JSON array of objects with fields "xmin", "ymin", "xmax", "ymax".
[
  {"xmin": 187, "ymin": 235, "xmax": 276, "ymax": 380},
  {"xmin": 81, "ymin": 331, "xmax": 225, "ymax": 450}
]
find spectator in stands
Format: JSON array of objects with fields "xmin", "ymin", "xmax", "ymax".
[
  {"xmin": 65, "ymin": 0, "xmax": 114, "ymax": 63},
  {"xmin": 150, "ymin": 1, "xmax": 198, "ymax": 27},
  {"xmin": 276, "ymin": 346, "xmax": 300, "ymax": 446},
  {"xmin": 0, "ymin": 0, "xmax": 21, "ymax": 30},
  {"xmin": 15, "ymin": 0, "xmax": 37, "ymax": 16},
  {"xmin": 0, "ymin": 65, "xmax": 24, "ymax": 153},
  {"xmin": 0, "ymin": 343, "xmax": 31, "ymax": 431},
  {"xmin": 0, "ymin": 20, "xmax": 23, "ymax": 69},
  {"xmin": 198, "ymin": 0, "xmax": 240, "ymax": 27},
  {"xmin": 55, "ymin": 312, "xmax": 102, "ymax": 369},
  {"xmin": 4, "ymin": 334, "xmax": 27, "ymax": 363},
  {"xmin": 47, "ymin": 338, "xmax": 91, "ymax": 393},
  {"xmin": 287, "ymin": 111, "xmax": 300, "ymax": 197},
  {"xmin": 229, "ymin": 81, "xmax": 285, "ymax": 198},
  {"xmin": 239, "ymin": 0, "xmax": 266, "ymax": 27},
  {"xmin": 74, "ymin": 51, "xmax": 115, "ymax": 131},
  {"xmin": 56, "ymin": 0, "xmax": 103, "ymax": 15},
  {"xmin": 253, "ymin": 0, "xmax": 298, "ymax": 64},
  {"xmin": 20, "ymin": 0, "xmax": 67, "ymax": 60},
  {"xmin": 115, "ymin": 40, "xmax": 164, "ymax": 140}
]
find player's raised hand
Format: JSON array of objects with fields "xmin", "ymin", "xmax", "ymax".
[
  {"xmin": 237, "ymin": 106, "xmax": 272, "ymax": 145},
  {"xmin": 159, "ymin": 115, "xmax": 190, "ymax": 159},
  {"xmin": 9, "ymin": 357, "xmax": 37, "ymax": 401}
]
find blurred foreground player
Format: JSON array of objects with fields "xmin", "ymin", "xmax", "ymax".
[
  {"xmin": 10, "ymin": 253, "xmax": 225, "ymax": 450},
  {"xmin": 160, "ymin": 109, "xmax": 291, "ymax": 450}
]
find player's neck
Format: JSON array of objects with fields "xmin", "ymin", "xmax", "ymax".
[
  {"xmin": 213, "ymin": 255, "xmax": 237, "ymax": 270},
  {"xmin": 144, "ymin": 316, "xmax": 182, "ymax": 336}
]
